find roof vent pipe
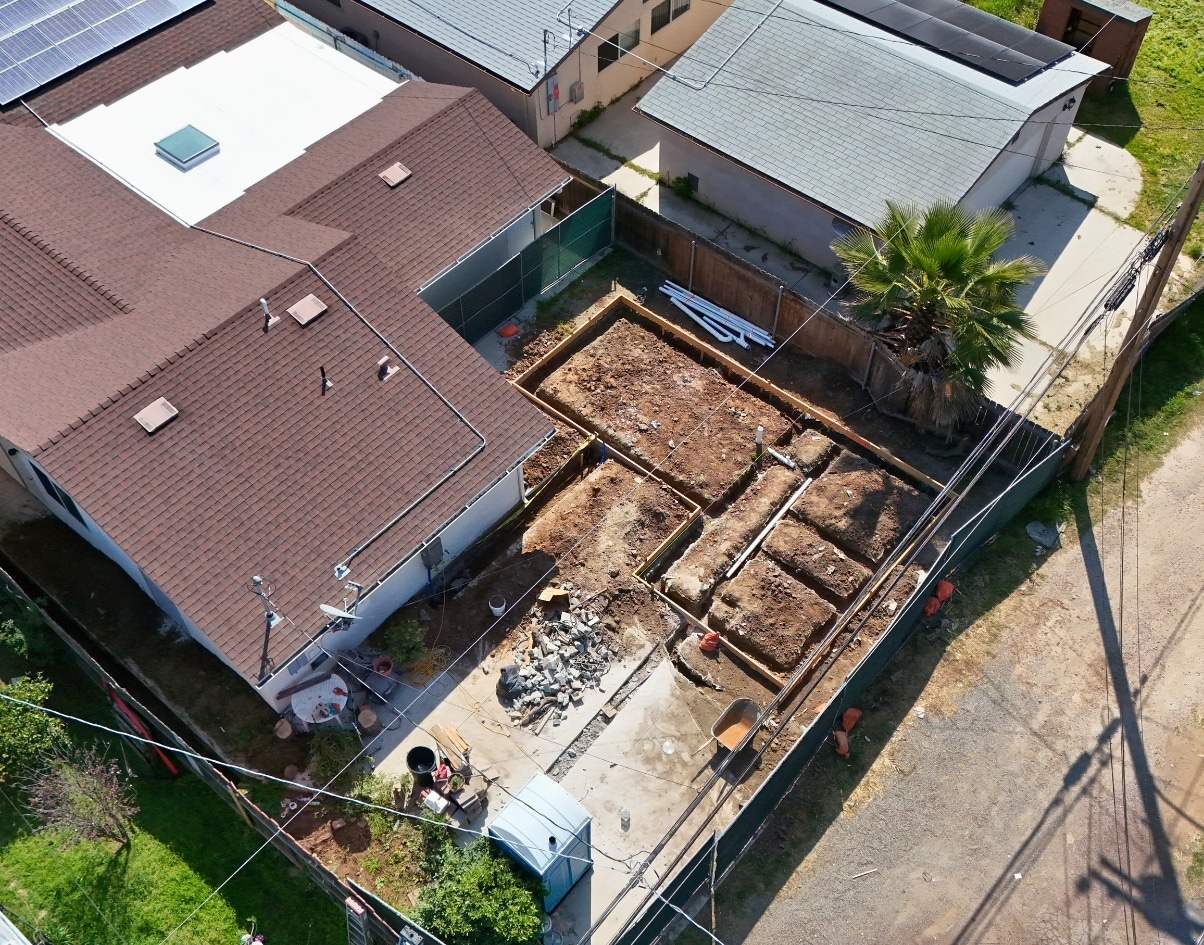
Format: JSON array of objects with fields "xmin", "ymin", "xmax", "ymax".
[
  {"xmin": 260, "ymin": 298, "xmax": 280, "ymax": 332},
  {"xmin": 377, "ymin": 356, "xmax": 399, "ymax": 381}
]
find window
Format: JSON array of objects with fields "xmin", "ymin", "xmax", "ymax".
[
  {"xmin": 651, "ymin": 0, "xmax": 671, "ymax": 32},
  {"xmin": 598, "ymin": 22, "xmax": 640, "ymax": 71},
  {"xmin": 653, "ymin": 0, "xmax": 689, "ymax": 34},
  {"xmin": 31, "ymin": 465, "xmax": 86, "ymax": 527}
]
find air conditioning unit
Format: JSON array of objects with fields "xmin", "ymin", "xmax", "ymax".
[{"xmin": 569, "ymin": 80, "xmax": 585, "ymax": 103}]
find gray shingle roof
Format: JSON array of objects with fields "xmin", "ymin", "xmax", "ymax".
[
  {"xmin": 638, "ymin": 0, "xmax": 1103, "ymax": 226},
  {"xmin": 363, "ymin": 0, "xmax": 616, "ymax": 91}
]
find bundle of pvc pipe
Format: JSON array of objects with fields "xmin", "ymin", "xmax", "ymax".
[{"xmin": 659, "ymin": 282, "xmax": 776, "ymax": 350}]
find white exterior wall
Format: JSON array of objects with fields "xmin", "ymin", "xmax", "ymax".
[
  {"xmin": 962, "ymin": 85, "xmax": 1088, "ymax": 211},
  {"xmin": 4, "ymin": 439, "xmax": 528, "ymax": 710},
  {"xmin": 282, "ymin": 0, "xmax": 729, "ymax": 147},
  {"xmin": 658, "ymin": 128, "xmax": 854, "ymax": 269},
  {"xmin": 257, "ymin": 462, "xmax": 528, "ymax": 708}
]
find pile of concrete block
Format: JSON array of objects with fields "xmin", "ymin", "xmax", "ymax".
[{"xmin": 496, "ymin": 597, "xmax": 613, "ymax": 731}]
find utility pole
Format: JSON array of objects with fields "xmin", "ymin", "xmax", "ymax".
[{"xmin": 1069, "ymin": 156, "xmax": 1204, "ymax": 481}]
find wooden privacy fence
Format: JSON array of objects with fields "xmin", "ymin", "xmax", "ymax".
[{"xmin": 555, "ymin": 163, "xmax": 915, "ymax": 411}]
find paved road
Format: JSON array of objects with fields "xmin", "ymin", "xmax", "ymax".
[{"xmin": 707, "ymin": 428, "xmax": 1204, "ymax": 944}]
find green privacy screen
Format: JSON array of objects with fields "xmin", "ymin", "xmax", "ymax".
[{"xmin": 437, "ymin": 187, "xmax": 614, "ymax": 343}]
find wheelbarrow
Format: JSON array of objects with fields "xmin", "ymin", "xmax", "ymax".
[{"xmin": 710, "ymin": 698, "xmax": 759, "ymax": 752}]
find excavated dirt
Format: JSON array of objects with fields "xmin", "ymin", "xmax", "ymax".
[
  {"xmin": 662, "ymin": 465, "xmax": 801, "ymax": 615},
  {"xmin": 785, "ymin": 431, "xmax": 838, "ymax": 475},
  {"xmin": 762, "ymin": 518, "xmax": 873, "ymax": 605},
  {"xmin": 675, "ymin": 635, "xmax": 780, "ymax": 701},
  {"xmin": 391, "ymin": 461, "xmax": 692, "ymax": 657},
  {"xmin": 792, "ymin": 452, "xmax": 929, "ymax": 564},
  {"xmin": 521, "ymin": 426, "xmax": 587, "ymax": 493},
  {"xmin": 537, "ymin": 316, "xmax": 794, "ymax": 506},
  {"xmin": 709, "ymin": 554, "xmax": 838, "ymax": 674}
]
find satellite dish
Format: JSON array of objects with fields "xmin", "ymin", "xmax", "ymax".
[{"xmin": 320, "ymin": 603, "xmax": 361, "ymax": 621}]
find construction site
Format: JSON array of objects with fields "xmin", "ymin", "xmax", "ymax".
[
  {"xmin": 252, "ymin": 285, "xmax": 1064, "ymax": 944},
  {"xmin": 0, "ymin": 265, "xmax": 1070, "ymax": 945}
]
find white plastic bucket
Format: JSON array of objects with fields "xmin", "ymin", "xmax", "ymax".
[{"xmin": 488, "ymin": 595, "xmax": 506, "ymax": 617}]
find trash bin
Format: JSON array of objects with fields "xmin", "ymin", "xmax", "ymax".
[{"xmin": 406, "ymin": 745, "xmax": 436, "ymax": 788}]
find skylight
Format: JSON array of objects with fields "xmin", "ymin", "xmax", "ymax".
[{"xmin": 155, "ymin": 125, "xmax": 220, "ymax": 172}]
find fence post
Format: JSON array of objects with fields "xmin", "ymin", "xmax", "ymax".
[
  {"xmin": 610, "ymin": 188, "xmax": 616, "ymax": 248},
  {"xmin": 688, "ymin": 240, "xmax": 696, "ymax": 292},
  {"xmin": 772, "ymin": 284, "xmax": 783, "ymax": 339}
]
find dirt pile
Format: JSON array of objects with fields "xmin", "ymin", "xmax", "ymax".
[
  {"xmin": 537, "ymin": 316, "xmax": 793, "ymax": 504},
  {"xmin": 786, "ymin": 431, "xmax": 837, "ymax": 474},
  {"xmin": 709, "ymin": 554, "xmax": 837, "ymax": 673},
  {"xmin": 522, "ymin": 426, "xmax": 587, "ymax": 493},
  {"xmin": 792, "ymin": 453, "xmax": 929, "ymax": 563},
  {"xmin": 662, "ymin": 466, "xmax": 800, "ymax": 614},
  {"xmin": 763, "ymin": 518, "xmax": 872, "ymax": 604}
]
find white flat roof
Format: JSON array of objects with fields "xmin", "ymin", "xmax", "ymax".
[{"xmin": 51, "ymin": 24, "xmax": 399, "ymax": 226}]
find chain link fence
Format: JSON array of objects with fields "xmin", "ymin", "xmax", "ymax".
[{"xmin": 436, "ymin": 187, "xmax": 614, "ymax": 342}]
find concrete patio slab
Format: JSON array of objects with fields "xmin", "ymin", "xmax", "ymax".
[
  {"xmin": 1049, "ymin": 131, "xmax": 1144, "ymax": 218},
  {"xmin": 988, "ymin": 182, "xmax": 1146, "ymax": 407}
]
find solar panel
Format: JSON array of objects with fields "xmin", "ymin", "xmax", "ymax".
[
  {"xmin": 0, "ymin": 0, "xmax": 204, "ymax": 104},
  {"xmin": 814, "ymin": 0, "xmax": 1075, "ymax": 84}
]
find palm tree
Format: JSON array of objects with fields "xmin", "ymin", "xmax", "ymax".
[{"xmin": 832, "ymin": 200, "xmax": 1043, "ymax": 431}]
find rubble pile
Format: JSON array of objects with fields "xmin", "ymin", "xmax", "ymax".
[{"xmin": 496, "ymin": 588, "xmax": 614, "ymax": 731}]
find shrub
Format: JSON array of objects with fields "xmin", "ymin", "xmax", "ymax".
[
  {"xmin": 384, "ymin": 617, "xmax": 426, "ymax": 667},
  {"xmin": 306, "ymin": 728, "xmax": 365, "ymax": 792},
  {"xmin": 0, "ymin": 590, "xmax": 56, "ymax": 667},
  {"xmin": 0, "ymin": 674, "xmax": 67, "ymax": 781},
  {"xmin": 413, "ymin": 838, "xmax": 544, "ymax": 945}
]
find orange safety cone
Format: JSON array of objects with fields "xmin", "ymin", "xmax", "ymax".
[
  {"xmin": 833, "ymin": 730, "xmax": 850, "ymax": 757},
  {"xmin": 699, "ymin": 630, "xmax": 721, "ymax": 653},
  {"xmin": 922, "ymin": 595, "xmax": 942, "ymax": 616},
  {"xmin": 935, "ymin": 579, "xmax": 955, "ymax": 602},
  {"xmin": 841, "ymin": 708, "xmax": 862, "ymax": 733}
]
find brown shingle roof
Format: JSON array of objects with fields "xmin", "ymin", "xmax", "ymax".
[
  {"xmin": 4, "ymin": 73, "xmax": 565, "ymax": 682},
  {"xmin": 0, "ymin": 0, "xmax": 280, "ymax": 129}
]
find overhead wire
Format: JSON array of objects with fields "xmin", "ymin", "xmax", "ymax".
[
  {"xmin": 0, "ymin": 691, "xmax": 613, "ymax": 873},
  {"xmin": 593, "ymin": 173, "xmax": 1197, "ymax": 938},
  {"xmin": 0, "ymin": 782, "xmax": 131, "ymax": 945}
]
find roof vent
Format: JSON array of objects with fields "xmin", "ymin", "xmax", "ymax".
[
  {"xmin": 288, "ymin": 294, "xmax": 328, "ymax": 326},
  {"xmin": 154, "ymin": 125, "xmax": 220, "ymax": 171},
  {"xmin": 134, "ymin": 397, "xmax": 178, "ymax": 434},
  {"xmin": 379, "ymin": 162, "xmax": 412, "ymax": 188},
  {"xmin": 377, "ymin": 355, "xmax": 400, "ymax": 380}
]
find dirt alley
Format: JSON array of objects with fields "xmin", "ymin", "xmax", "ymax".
[{"xmin": 699, "ymin": 427, "xmax": 1204, "ymax": 944}]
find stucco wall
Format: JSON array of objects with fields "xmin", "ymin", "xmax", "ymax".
[
  {"xmin": 962, "ymin": 85, "xmax": 1087, "ymax": 211},
  {"xmin": 281, "ymin": 0, "xmax": 729, "ymax": 147},
  {"xmin": 658, "ymin": 128, "xmax": 853, "ymax": 270}
]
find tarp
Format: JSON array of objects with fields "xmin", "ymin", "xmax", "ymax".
[{"xmin": 487, "ymin": 773, "xmax": 592, "ymax": 910}]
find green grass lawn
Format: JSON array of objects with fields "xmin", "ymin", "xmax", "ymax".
[
  {"xmin": 0, "ymin": 635, "xmax": 344, "ymax": 945},
  {"xmin": 973, "ymin": 0, "xmax": 1204, "ymax": 253}
]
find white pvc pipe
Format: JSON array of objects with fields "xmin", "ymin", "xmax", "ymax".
[{"xmin": 661, "ymin": 283, "xmax": 775, "ymax": 347}]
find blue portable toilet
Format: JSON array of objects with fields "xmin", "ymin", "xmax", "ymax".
[{"xmin": 487, "ymin": 773, "xmax": 592, "ymax": 911}]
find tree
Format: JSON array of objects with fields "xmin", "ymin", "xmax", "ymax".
[
  {"xmin": 0, "ymin": 675, "xmax": 66, "ymax": 781},
  {"xmin": 832, "ymin": 199, "xmax": 1043, "ymax": 431},
  {"xmin": 413, "ymin": 838, "xmax": 544, "ymax": 945},
  {"xmin": 22, "ymin": 743, "xmax": 139, "ymax": 846},
  {"xmin": 0, "ymin": 589, "xmax": 55, "ymax": 667}
]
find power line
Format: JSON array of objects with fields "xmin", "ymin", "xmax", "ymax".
[{"xmin": 0, "ymin": 690, "xmax": 613, "ymax": 873}]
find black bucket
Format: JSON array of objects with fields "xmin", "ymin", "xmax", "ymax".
[{"xmin": 406, "ymin": 745, "xmax": 436, "ymax": 788}]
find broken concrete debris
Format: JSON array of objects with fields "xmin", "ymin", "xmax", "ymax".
[{"xmin": 497, "ymin": 592, "xmax": 613, "ymax": 730}]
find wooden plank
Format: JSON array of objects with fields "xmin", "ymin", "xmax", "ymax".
[
  {"xmin": 444, "ymin": 724, "xmax": 471, "ymax": 756},
  {"xmin": 429, "ymin": 725, "xmax": 465, "ymax": 768}
]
